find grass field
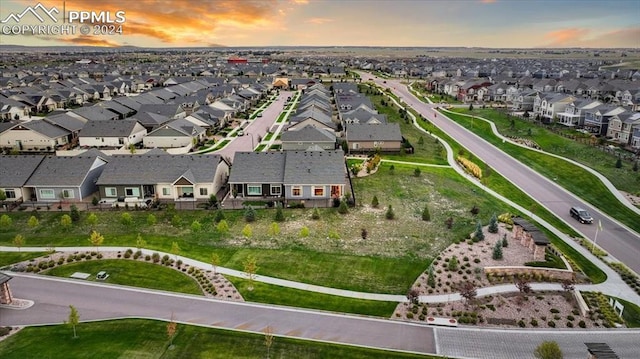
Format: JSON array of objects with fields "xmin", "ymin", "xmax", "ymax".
[
  {"xmin": 44, "ymin": 259, "xmax": 203, "ymax": 295},
  {"xmin": 444, "ymin": 109, "xmax": 640, "ymax": 234},
  {"xmin": 0, "ymin": 319, "xmax": 437, "ymax": 359}
]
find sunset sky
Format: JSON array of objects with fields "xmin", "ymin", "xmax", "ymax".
[{"xmin": 1, "ymin": 0, "xmax": 638, "ymax": 48}]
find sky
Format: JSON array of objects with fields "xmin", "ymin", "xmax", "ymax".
[{"xmin": 0, "ymin": 0, "xmax": 638, "ymax": 48}]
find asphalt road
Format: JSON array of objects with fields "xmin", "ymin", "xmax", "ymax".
[
  {"xmin": 0, "ymin": 274, "xmax": 436, "ymax": 355},
  {"xmin": 360, "ymin": 74, "xmax": 640, "ymax": 275}
]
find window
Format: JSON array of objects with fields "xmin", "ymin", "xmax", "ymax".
[
  {"xmin": 247, "ymin": 185, "xmax": 261, "ymax": 196},
  {"xmin": 291, "ymin": 186, "xmax": 301, "ymax": 197},
  {"xmin": 40, "ymin": 189, "xmax": 55, "ymax": 199},
  {"xmin": 313, "ymin": 186, "xmax": 324, "ymax": 197},
  {"xmin": 105, "ymin": 187, "xmax": 117, "ymax": 197},
  {"xmin": 182, "ymin": 187, "xmax": 194, "ymax": 195},
  {"xmin": 162, "ymin": 187, "xmax": 171, "ymax": 196},
  {"xmin": 62, "ymin": 189, "xmax": 74, "ymax": 199},
  {"xmin": 4, "ymin": 189, "xmax": 16, "ymax": 199},
  {"xmin": 125, "ymin": 187, "xmax": 140, "ymax": 197},
  {"xmin": 199, "ymin": 188, "xmax": 208, "ymax": 196},
  {"xmin": 270, "ymin": 185, "xmax": 281, "ymax": 196}
]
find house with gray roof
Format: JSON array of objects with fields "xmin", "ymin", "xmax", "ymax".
[
  {"xmin": 281, "ymin": 125, "xmax": 336, "ymax": 151},
  {"xmin": 228, "ymin": 150, "xmax": 347, "ymax": 208},
  {"xmin": 69, "ymin": 105, "xmax": 119, "ymax": 122},
  {"xmin": 345, "ymin": 123, "xmax": 403, "ymax": 153},
  {"xmin": 142, "ymin": 118, "xmax": 206, "ymax": 149},
  {"xmin": 0, "ymin": 120, "xmax": 70, "ymax": 152},
  {"xmin": 0, "ymin": 155, "xmax": 45, "ymax": 203},
  {"xmin": 79, "ymin": 120, "xmax": 147, "ymax": 148},
  {"xmin": 95, "ymin": 154, "xmax": 229, "ymax": 203},
  {"xmin": 23, "ymin": 153, "xmax": 108, "ymax": 202}
]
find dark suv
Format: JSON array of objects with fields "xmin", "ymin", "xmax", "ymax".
[{"xmin": 570, "ymin": 206, "xmax": 593, "ymax": 224}]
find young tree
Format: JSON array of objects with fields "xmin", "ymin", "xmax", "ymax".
[
  {"xmin": 27, "ymin": 215, "xmax": 39, "ymax": 228},
  {"xmin": 427, "ymin": 265, "xmax": 436, "ymax": 288},
  {"xmin": 448, "ymin": 256, "xmax": 459, "ymax": 271},
  {"xmin": 67, "ymin": 305, "xmax": 80, "ymax": 339},
  {"xmin": 268, "ymin": 222, "xmax": 280, "ymax": 237},
  {"xmin": 214, "ymin": 209, "xmax": 225, "ymax": 223},
  {"xmin": 421, "ymin": 205, "xmax": 431, "ymax": 221},
  {"xmin": 371, "ymin": 195, "xmax": 379, "ymax": 208},
  {"xmin": 0, "ymin": 214, "xmax": 12, "ymax": 227},
  {"xmin": 488, "ymin": 213, "xmax": 499, "ymax": 233},
  {"xmin": 86, "ymin": 213, "xmax": 98, "ymax": 226},
  {"xmin": 242, "ymin": 224, "xmax": 253, "ymax": 239},
  {"xmin": 207, "ymin": 194, "xmax": 218, "ymax": 209},
  {"xmin": 69, "ymin": 204, "xmax": 80, "ymax": 222},
  {"xmin": 216, "ymin": 219, "xmax": 229, "ymax": 234},
  {"xmin": 244, "ymin": 254, "xmax": 258, "ymax": 290},
  {"xmin": 492, "ymin": 240, "xmax": 503, "ymax": 260},
  {"xmin": 60, "ymin": 214, "xmax": 72, "ymax": 228},
  {"xmin": 264, "ymin": 325, "xmax": 275, "ymax": 359},
  {"xmin": 244, "ymin": 206, "xmax": 256, "ymax": 222},
  {"xmin": 211, "ymin": 252, "xmax": 220, "ymax": 275},
  {"xmin": 91, "ymin": 196, "xmax": 99, "ymax": 206},
  {"xmin": 191, "ymin": 220, "xmax": 202, "ymax": 232},
  {"xmin": 147, "ymin": 213, "xmax": 157, "ymax": 226},
  {"xmin": 311, "ymin": 206, "xmax": 321, "ymax": 220},
  {"xmin": 534, "ymin": 341, "xmax": 563, "ymax": 359},
  {"xmin": 136, "ymin": 233, "xmax": 146, "ymax": 249},
  {"xmin": 473, "ymin": 220, "xmax": 485, "ymax": 242},
  {"xmin": 171, "ymin": 241, "xmax": 180, "ymax": 261},
  {"xmin": 166, "ymin": 313, "xmax": 177, "ymax": 349},
  {"xmin": 338, "ymin": 200, "xmax": 349, "ymax": 214},
  {"xmin": 406, "ymin": 288, "xmax": 420, "ymax": 305},
  {"xmin": 502, "ymin": 233, "xmax": 509, "ymax": 247},
  {"xmin": 414, "ymin": 167, "xmax": 421, "ymax": 177},
  {"xmin": 13, "ymin": 234, "xmax": 25, "ymax": 252},
  {"xmin": 389, "ymin": 164, "xmax": 395, "ymax": 175},
  {"xmin": 88, "ymin": 230, "xmax": 104, "ymax": 252},
  {"xmin": 274, "ymin": 205, "xmax": 285, "ymax": 222},
  {"xmin": 120, "ymin": 212, "xmax": 132, "ymax": 225},
  {"xmin": 468, "ymin": 103, "xmax": 474, "ymax": 111},
  {"xmin": 615, "ymin": 157, "xmax": 622, "ymax": 169},
  {"xmin": 299, "ymin": 226, "xmax": 310, "ymax": 238},
  {"xmin": 458, "ymin": 281, "xmax": 477, "ymax": 308},
  {"xmin": 385, "ymin": 204, "xmax": 395, "ymax": 220}
]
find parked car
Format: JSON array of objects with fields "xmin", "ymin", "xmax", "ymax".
[
  {"xmin": 96, "ymin": 271, "xmax": 109, "ymax": 280},
  {"xmin": 570, "ymin": 206, "xmax": 593, "ymax": 224},
  {"xmin": 237, "ymin": 130, "xmax": 244, "ymax": 136}
]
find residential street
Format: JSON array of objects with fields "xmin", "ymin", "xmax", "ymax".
[
  {"xmin": 0, "ymin": 274, "xmax": 436, "ymax": 355},
  {"xmin": 360, "ymin": 73, "xmax": 640, "ymax": 275}
]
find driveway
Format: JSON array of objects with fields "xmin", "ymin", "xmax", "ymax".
[{"xmin": 214, "ymin": 91, "xmax": 294, "ymax": 162}]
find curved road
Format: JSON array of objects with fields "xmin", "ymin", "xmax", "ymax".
[
  {"xmin": 360, "ymin": 73, "xmax": 640, "ymax": 275},
  {"xmin": 3, "ymin": 274, "xmax": 639, "ymax": 359},
  {"xmin": 0, "ymin": 274, "xmax": 435, "ymax": 355}
]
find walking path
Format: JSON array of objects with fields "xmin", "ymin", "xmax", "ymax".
[{"xmin": 2, "ymin": 245, "xmax": 639, "ymax": 306}]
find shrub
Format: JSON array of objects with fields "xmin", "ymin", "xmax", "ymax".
[
  {"xmin": 371, "ymin": 195, "xmax": 379, "ymax": 208},
  {"xmin": 338, "ymin": 200, "xmax": 348, "ymax": 214},
  {"xmin": 146, "ymin": 214, "xmax": 157, "ymax": 226},
  {"xmin": 385, "ymin": 205, "xmax": 395, "ymax": 220},
  {"xmin": 488, "ymin": 213, "xmax": 499, "ymax": 233},
  {"xmin": 120, "ymin": 212, "xmax": 132, "ymax": 225},
  {"xmin": 70, "ymin": 204, "xmax": 80, "ymax": 222},
  {"xmin": 492, "ymin": 241, "xmax": 503, "ymax": 260},
  {"xmin": 311, "ymin": 207, "xmax": 321, "ymax": 220},
  {"xmin": 530, "ymin": 319, "xmax": 538, "ymax": 327},
  {"xmin": 473, "ymin": 220, "xmax": 484, "ymax": 242},
  {"xmin": 274, "ymin": 206, "xmax": 285, "ymax": 222},
  {"xmin": 214, "ymin": 209, "xmax": 226, "ymax": 223},
  {"xmin": 244, "ymin": 206, "xmax": 256, "ymax": 222},
  {"xmin": 361, "ymin": 228, "xmax": 368, "ymax": 240},
  {"xmin": 550, "ymin": 308, "xmax": 560, "ymax": 314},
  {"xmin": 448, "ymin": 256, "xmax": 458, "ymax": 271},
  {"xmin": 421, "ymin": 205, "xmax": 431, "ymax": 221},
  {"xmin": 518, "ymin": 320, "xmax": 526, "ymax": 327},
  {"xmin": 406, "ymin": 312, "xmax": 414, "ymax": 319},
  {"xmin": 578, "ymin": 320, "xmax": 586, "ymax": 328},
  {"xmin": 547, "ymin": 321, "xmax": 556, "ymax": 328},
  {"xmin": 152, "ymin": 252, "xmax": 160, "ymax": 263},
  {"xmin": 566, "ymin": 321, "xmax": 573, "ymax": 328}
]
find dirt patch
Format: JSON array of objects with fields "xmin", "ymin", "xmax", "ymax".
[{"xmin": 620, "ymin": 190, "xmax": 640, "ymax": 207}]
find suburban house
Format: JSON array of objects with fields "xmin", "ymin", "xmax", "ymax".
[
  {"xmin": 0, "ymin": 120, "xmax": 70, "ymax": 152},
  {"xmin": 228, "ymin": 150, "xmax": 348, "ymax": 208},
  {"xmin": 142, "ymin": 118, "xmax": 206, "ymax": 148},
  {"xmin": 280, "ymin": 125, "xmax": 337, "ymax": 151},
  {"xmin": 631, "ymin": 125, "xmax": 640, "ymax": 150},
  {"xmin": 345, "ymin": 123, "xmax": 403, "ymax": 153},
  {"xmin": 23, "ymin": 153, "xmax": 108, "ymax": 202},
  {"xmin": 606, "ymin": 112, "xmax": 640, "ymax": 146},
  {"xmin": 95, "ymin": 154, "xmax": 229, "ymax": 203},
  {"xmin": 0, "ymin": 155, "xmax": 45, "ymax": 204},
  {"xmin": 533, "ymin": 93, "xmax": 576, "ymax": 122},
  {"xmin": 556, "ymin": 99, "xmax": 603, "ymax": 127},
  {"xmin": 583, "ymin": 105, "xmax": 627, "ymax": 136},
  {"xmin": 78, "ymin": 120, "xmax": 147, "ymax": 148}
]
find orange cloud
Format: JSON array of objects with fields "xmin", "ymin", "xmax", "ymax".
[
  {"xmin": 480, "ymin": 0, "xmax": 497, "ymax": 3},
  {"xmin": 38, "ymin": 35, "xmax": 121, "ymax": 47},
  {"xmin": 291, "ymin": 0, "xmax": 309, "ymax": 4},
  {"xmin": 543, "ymin": 28, "xmax": 590, "ymax": 46},
  {"xmin": 36, "ymin": 0, "xmax": 279, "ymax": 45},
  {"xmin": 306, "ymin": 17, "xmax": 333, "ymax": 25}
]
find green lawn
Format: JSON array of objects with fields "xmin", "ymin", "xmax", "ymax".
[
  {"xmin": 228, "ymin": 277, "xmax": 398, "ymax": 317},
  {"xmin": 0, "ymin": 251, "xmax": 47, "ymax": 267},
  {"xmin": 444, "ymin": 109, "xmax": 640, "ymax": 234},
  {"xmin": 0, "ymin": 319, "xmax": 439, "ymax": 359},
  {"xmin": 44, "ymin": 259, "xmax": 203, "ymax": 295}
]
